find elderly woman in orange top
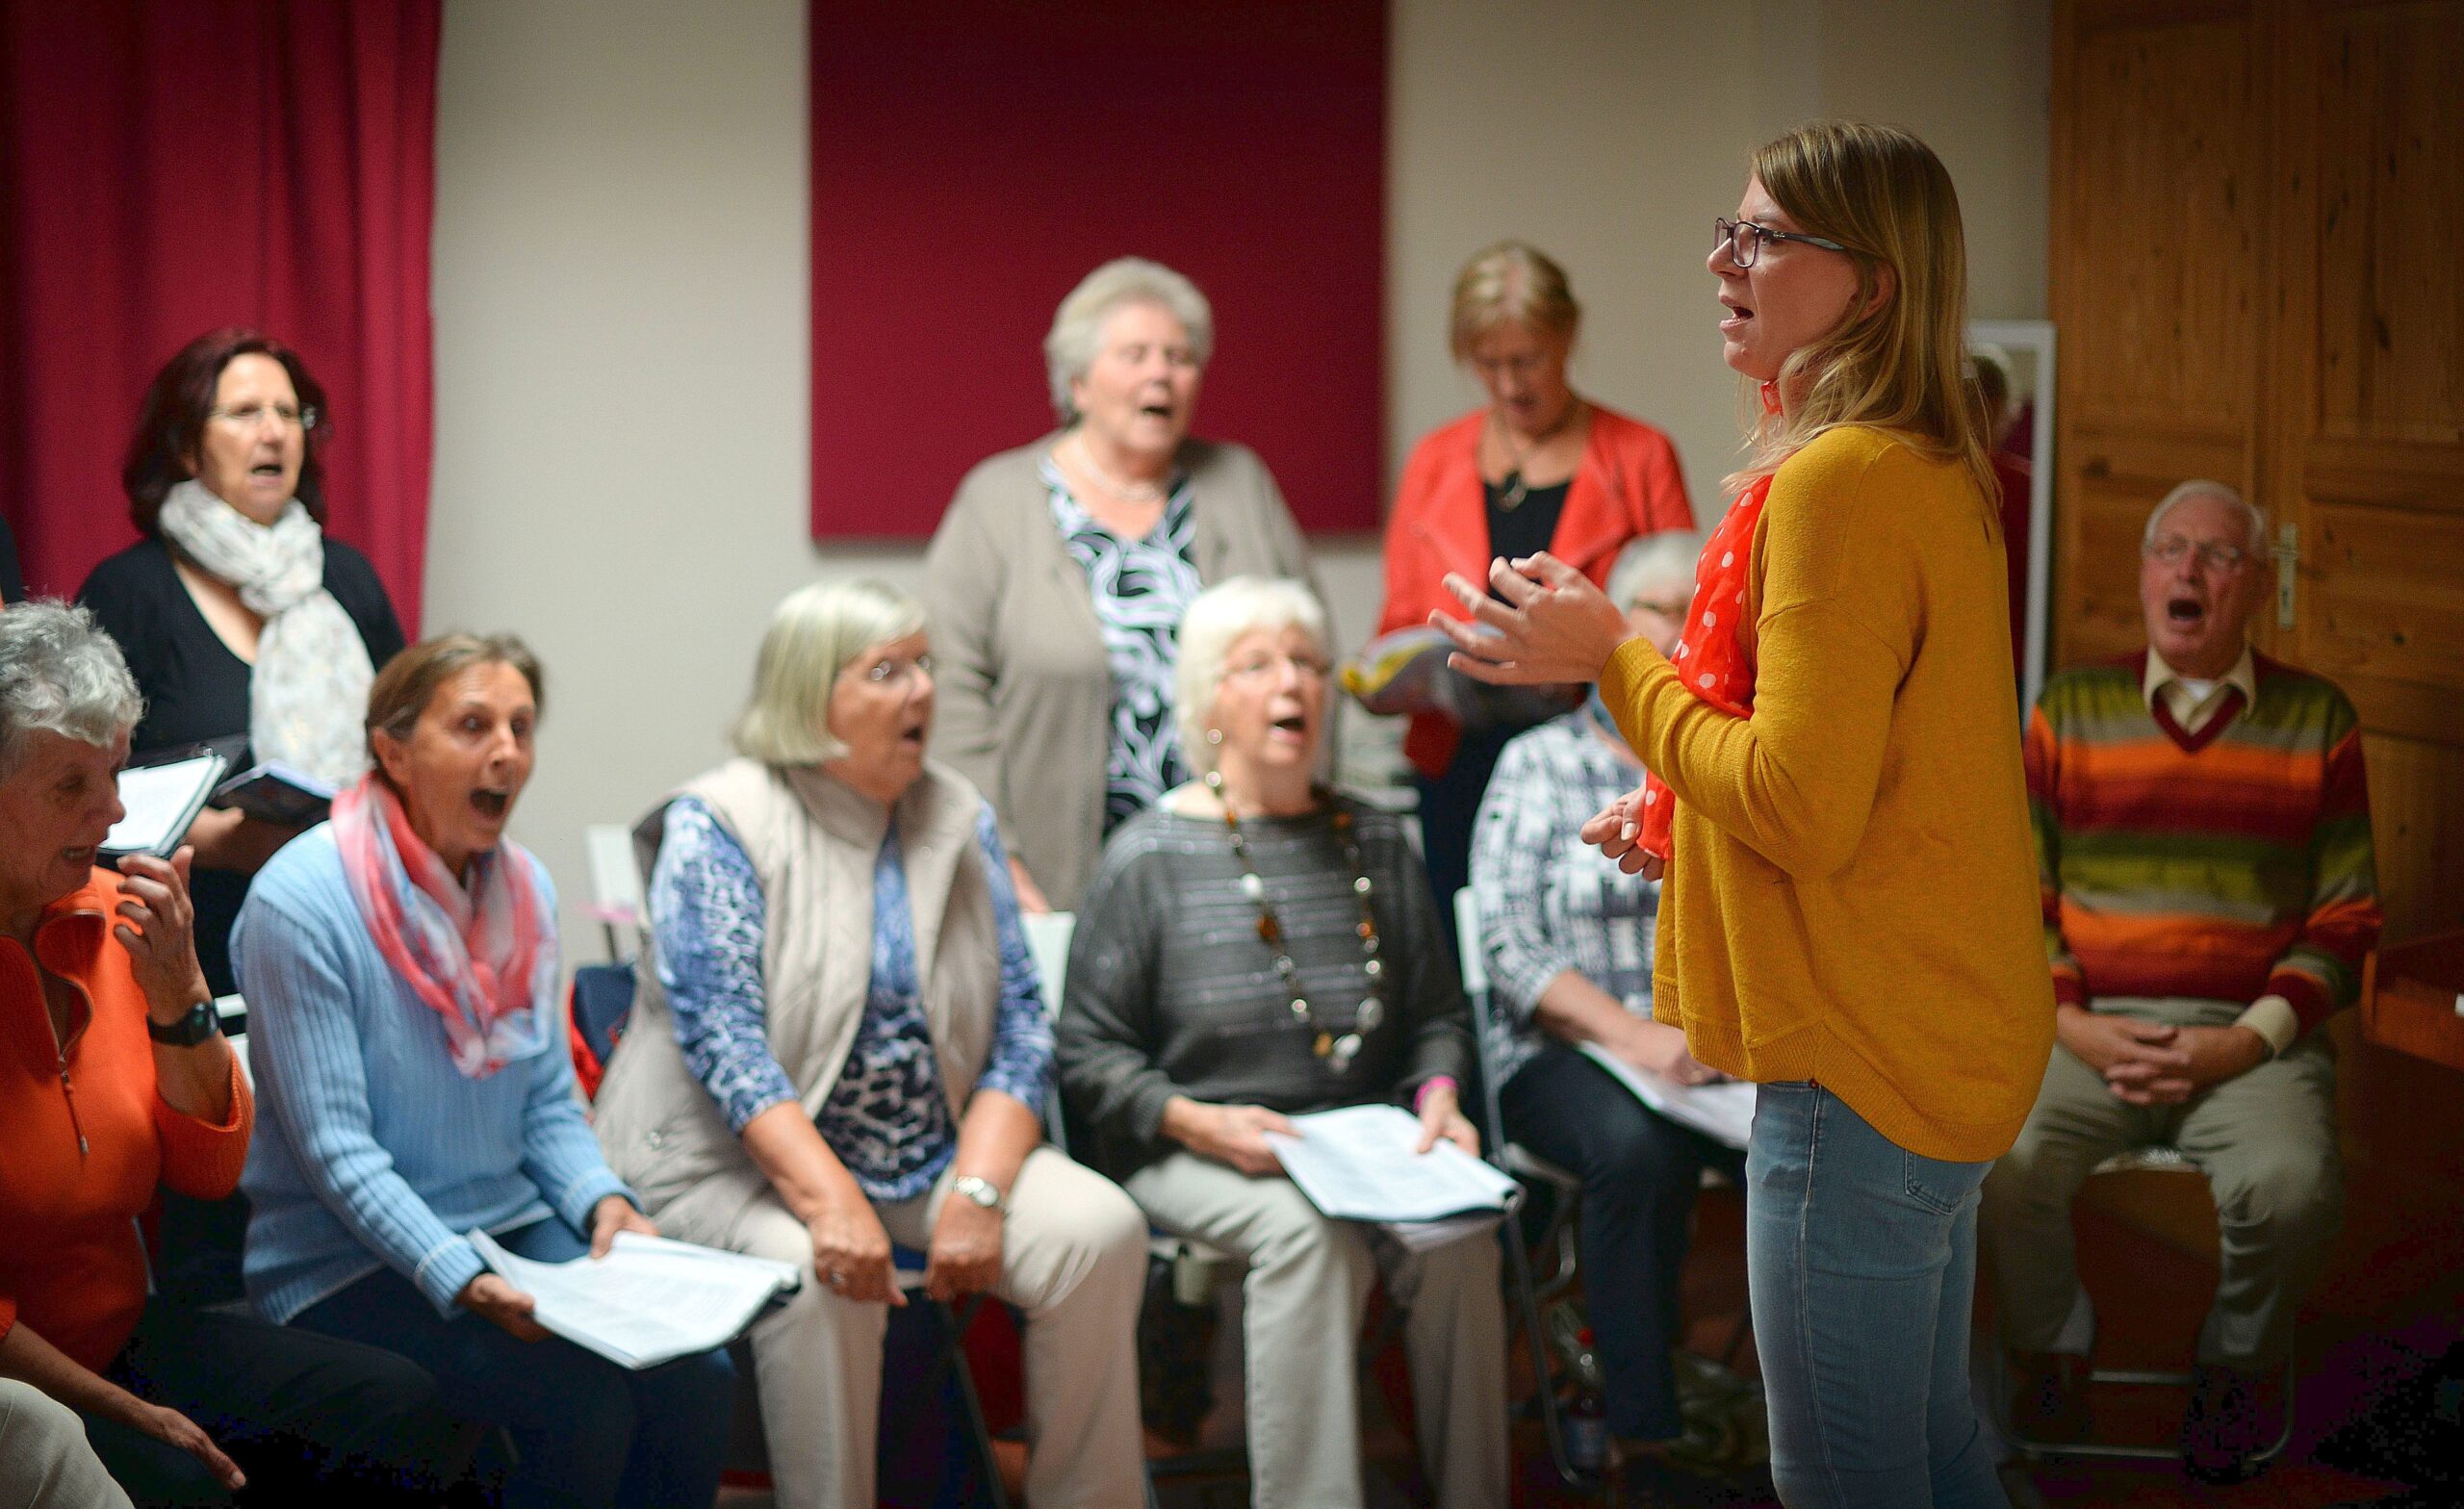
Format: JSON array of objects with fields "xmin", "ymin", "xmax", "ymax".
[
  {"xmin": 0, "ymin": 601, "xmax": 455, "ymax": 1507},
  {"xmin": 1373, "ymin": 243, "xmax": 1693, "ymax": 946}
]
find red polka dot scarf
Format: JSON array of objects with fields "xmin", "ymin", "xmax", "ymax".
[{"xmin": 1636, "ymin": 472, "xmax": 1776, "ymax": 863}]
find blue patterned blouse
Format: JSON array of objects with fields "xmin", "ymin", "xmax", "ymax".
[
  {"xmin": 649, "ymin": 795, "xmax": 1052, "ymax": 1202},
  {"xmin": 1043, "ymin": 456, "xmax": 1202, "ymax": 834}
]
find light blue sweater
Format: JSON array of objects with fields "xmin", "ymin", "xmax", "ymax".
[{"xmin": 235, "ymin": 827, "xmax": 631, "ymax": 1323}]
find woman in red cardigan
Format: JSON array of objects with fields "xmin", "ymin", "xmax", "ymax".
[
  {"xmin": 0, "ymin": 601, "xmax": 456, "ymax": 1505},
  {"xmin": 1375, "ymin": 243, "xmax": 1695, "ymax": 947}
]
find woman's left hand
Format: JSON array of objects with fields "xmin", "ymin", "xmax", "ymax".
[
  {"xmin": 924, "ymin": 1196, "xmax": 1005, "ymax": 1303},
  {"xmin": 1430, "ymin": 551, "xmax": 1634, "ymax": 687},
  {"xmin": 1579, "ymin": 786, "xmax": 1667, "ymax": 880},
  {"xmin": 1413, "ymin": 1084, "xmax": 1480, "ymax": 1158},
  {"xmin": 589, "ymin": 1194, "xmax": 658, "ymax": 1258},
  {"xmin": 114, "ymin": 849, "xmax": 210, "ymax": 1023}
]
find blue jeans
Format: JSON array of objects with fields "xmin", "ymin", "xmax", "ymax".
[
  {"xmin": 295, "ymin": 1217, "xmax": 735, "ymax": 1509},
  {"xmin": 1747, "ymin": 1082, "xmax": 2005, "ymax": 1509}
]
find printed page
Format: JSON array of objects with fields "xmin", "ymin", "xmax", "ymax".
[
  {"xmin": 1265, "ymin": 1104, "xmax": 1519, "ymax": 1223},
  {"xmin": 103, "ymin": 754, "xmax": 222, "ymax": 858},
  {"xmin": 469, "ymin": 1229, "xmax": 793, "ymax": 1369},
  {"xmin": 1578, "ymin": 1043, "xmax": 1758, "ymax": 1150}
]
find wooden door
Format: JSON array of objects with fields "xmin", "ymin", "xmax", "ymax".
[
  {"xmin": 2053, "ymin": 0, "xmax": 2464, "ymax": 940},
  {"xmin": 2050, "ymin": 0, "xmax": 2272, "ymax": 667}
]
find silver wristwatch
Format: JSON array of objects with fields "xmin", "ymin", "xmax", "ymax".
[{"xmin": 951, "ymin": 1175, "xmax": 1007, "ymax": 1215}]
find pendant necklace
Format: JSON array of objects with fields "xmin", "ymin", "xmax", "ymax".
[
  {"xmin": 1208, "ymin": 771, "xmax": 1385, "ymax": 1073},
  {"xmin": 1488, "ymin": 402, "xmax": 1581, "ymax": 512}
]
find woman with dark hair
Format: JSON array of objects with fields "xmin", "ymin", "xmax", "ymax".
[{"xmin": 77, "ymin": 328, "xmax": 405, "ymax": 996}]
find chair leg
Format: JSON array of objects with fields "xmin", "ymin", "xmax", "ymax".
[
  {"xmin": 936, "ymin": 1296, "xmax": 1010, "ymax": 1509},
  {"xmin": 1500, "ymin": 1211, "xmax": 1590, "ymax": 1489}
]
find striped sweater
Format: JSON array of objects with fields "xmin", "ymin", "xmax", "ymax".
[{"xmin": 2024, "ymin": 650, "xmax": 2381, "ymax": 1036}]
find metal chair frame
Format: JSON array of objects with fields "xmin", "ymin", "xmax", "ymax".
[
  {"xmin": 1455, "ymin": 886, "xmax": 1599, "ymax": 1491},
  {"xmin": 1999, "ymin": 1146, "xmax": 2297, "ymax": 1468}
]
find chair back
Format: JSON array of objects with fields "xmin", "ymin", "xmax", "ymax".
[
  {"xmin": 1453, "ymin": 887, "xmax": 1513, "ymax": 1171},
  {"xmin": 1020, "ymin": 910, "xmax": 1078, "ymax": 1152},
  {"xmin": 569, "ymin": 961, "xmax": 638, "ymax": 1100},
  {"xmin": 585, "ymin": 822, "xmax": 647, "ymax": 960}
]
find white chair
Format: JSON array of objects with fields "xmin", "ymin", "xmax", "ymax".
[{"xmin": 583, "ymin": 822, "xmax": 645, "ymax": 961}]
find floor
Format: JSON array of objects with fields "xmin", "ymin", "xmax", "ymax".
[{"xmin": 722, "ymin": 1038, "xmax": 2464, "ymax": 1507}]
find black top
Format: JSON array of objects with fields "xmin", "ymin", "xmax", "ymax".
[
  {"xmin": 76, "ymin": 535, "xmax": 405, "ymax": 993},
  {"xmin": 1483, "ymin": 477, "xmax": 1571, "ymax": 591},
  {"xmin": 0, "ymin": 516, "xmax": 22, "ymax": 603}
]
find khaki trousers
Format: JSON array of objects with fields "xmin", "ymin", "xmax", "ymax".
[
  {"xmin": 1981, "ymin": 996, "xmax": 2342, "ymax": 1369},
  {"xmin": 0, "ymin": 1379, "xmax": 131, "ymax": 1509},
  {"xmin": 657, "ymin": 1146, "xmax": 1149, "ymax": 1509},
  {"xmin": 1125, "ymin": 1150, "xmax": 1510, "ymax": 1509}
]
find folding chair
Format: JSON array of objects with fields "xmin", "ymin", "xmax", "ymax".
[
  {"xmin": 1454, "ymin": 886, "xmax": 1595, "ymax": 1489},
  {"xmin": 1999, "ymin": 1145, "xmax": 2297, "ymax": 1467}
]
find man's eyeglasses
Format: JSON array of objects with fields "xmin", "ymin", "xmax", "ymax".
[
  {"xmin": 1714, "ymin": 217, "xmax": 1851, "ymax": 269},
  {"xmin": 1223, "ymin": 652, "xmax": 1331, "ymax": 683},
  {"xmin": 2144, "ymin": 534, "xmax": 2249, "ymax": 574},
  {"xmin": 207, "ymin": 402, "xmax": 320, "ymax": 433}
]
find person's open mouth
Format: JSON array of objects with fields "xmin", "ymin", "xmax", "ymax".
[
  {"xmin": 1719, "ymin": 294, "xmax": 1755, "ymax": 334},
  {"xmin": 470, "ymin": 787, "xmax": 512, "ymax": 820},
  {"xmin": 2167, "ymin": 595, "xmax": 2207, "ymax": 630},
  {"xmin": 897, "ymin": 719, "xmax": 928, "ymax": 750}
]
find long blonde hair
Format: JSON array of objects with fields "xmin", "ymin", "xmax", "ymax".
[{"xmin": 1724, "ymin": 121, "xmax": 1995, "ymax": 512}]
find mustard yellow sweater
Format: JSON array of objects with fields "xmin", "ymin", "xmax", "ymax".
[{"xmin": 1602, "ymin": 425, "xmax": 2053, "ymax": 1163}]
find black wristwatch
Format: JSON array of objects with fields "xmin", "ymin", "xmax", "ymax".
[{"xmin": 147, "ymin": 999, "xmax": 222, "ymax": 1048}]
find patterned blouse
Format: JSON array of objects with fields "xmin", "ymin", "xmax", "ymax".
[
  {"xmin": 1043, "ymin": 456, "xmax": 1202, "ymax": 835},
  {"xmin": 1467, "ymin": 703, "xmax": 1664, "ymax": 1087},
  {"xmin": 648, "ymin": 795, "xmax": 1052, "ymax": 1202}
]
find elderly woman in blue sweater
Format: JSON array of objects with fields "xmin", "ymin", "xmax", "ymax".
[{"xmin": 234, "ymin": 633, "xmax": 734, "ymax": 1509}]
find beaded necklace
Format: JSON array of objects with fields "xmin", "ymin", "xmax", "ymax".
[{"xmin": 1206, "ymin": 770, "xmax": 1386, "ymax": 1072}]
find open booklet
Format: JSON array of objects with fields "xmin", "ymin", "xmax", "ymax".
[
  {"xmin": 102, "ymin": 751, "xmax": 228, "ymax": 860},
  {"xmin": 1578, "ymin": 1043, "xmax": 1758, "ymax": 1150},
  {"xmin": 467, "ymin": 1229, "xmax": 801, "ymax": 1369},
  {"xmin": 1265, "ymin": 1104, "xmax": 1522, "ymax": 1252}
]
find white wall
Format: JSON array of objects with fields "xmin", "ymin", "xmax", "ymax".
[{"xmin": 429, "ymin": 0, "xmax": 2047, "ymax": 954}]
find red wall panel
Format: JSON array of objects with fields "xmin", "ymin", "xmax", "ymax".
[{"xmin": 809, "ymin": 0, "xmax": 1385, "ymax": 538}]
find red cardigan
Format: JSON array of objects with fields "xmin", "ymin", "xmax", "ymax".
[
  {"xmin": 1376, "ymin": 403, "xmax": 1695, "ymax": 776},
  {"xmin": 0, "ymin": 873, "xmax": 249, "ymax": 1372}
]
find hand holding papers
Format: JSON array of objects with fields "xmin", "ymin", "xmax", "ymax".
[
  {"xmin": 467, "ymin": 1229, "xmax": 800, "ymax": 1369},
  {"xmin": 1578, "ymin": 1042, "xmax": 1758, "ymax": 1150},
  {"xmin": 1265, "ymin": 1104, "xmax": 1521, "ymax": 1251}
]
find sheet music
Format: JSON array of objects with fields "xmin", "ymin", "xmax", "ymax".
[
  {"xmin": 103, "ymin": 754, "xmax": 223, "ymax": 858},
  {"xmin": 1265, "ymin": 1104, "xmax": 1520, "ymax": 1224},
  {"xmin": 1578, "ymin": 1043, "xmax": 1758, "ymax": 1150},
  {"xmin": 468, "ymin": 1229, "xmax": 799, "ymax": 1369}
]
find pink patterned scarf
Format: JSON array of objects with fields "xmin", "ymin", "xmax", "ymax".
[{"xmin": 332, "ymin": 775, "xmax": 555, "ymax": 1079}]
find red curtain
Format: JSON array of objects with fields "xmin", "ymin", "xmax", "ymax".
[
  {"xmin": 809, "ymin": 0, "xmax": 1386, "ymax": 538},
  {"xmin": 0, "ymin": 1, "xmax": 441, "ymax": 625}
]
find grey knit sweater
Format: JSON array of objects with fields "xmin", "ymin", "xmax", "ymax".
[{"xmin": 1054, "ymin": 796, "xmax": 1473, "ymax": 1179}]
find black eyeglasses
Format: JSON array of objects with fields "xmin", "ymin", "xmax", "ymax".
[{"xmin": 1714, "ymin": 217, "xmax": 1851, "ymax": 269}]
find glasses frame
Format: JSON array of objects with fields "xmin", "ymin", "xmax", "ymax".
[
  {"xmin": 1714, "ymin": 217, "xmax": 1852, "ymax": 269},
  {"xmin": 206, "ymin": 402, "xmax": 321, "ymax": 434},
  {"xmin": 2143, "ymin": 534, "xmax": 2251, "ymax": 575}
]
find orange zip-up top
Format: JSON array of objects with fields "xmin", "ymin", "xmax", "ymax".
[{"xmin": 0, "ymin": 871, "xmax": 249, "ymax": 1371}]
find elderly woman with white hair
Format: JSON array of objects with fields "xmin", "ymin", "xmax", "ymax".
[
  {"xmin": 592, "ymin": 577, "xmax": 1149, "ymax": 1509},
  {"xmin": 1057, "ymin": 575, "xmax": 1508, "ymax": 1509},
  {"xmin": 924, "ymin": 257, "xmax": 1323, "ymax": 914},
  {"xmin": 1468, "ymin": 530, "xmax": 1752, "ymax": 1490}
]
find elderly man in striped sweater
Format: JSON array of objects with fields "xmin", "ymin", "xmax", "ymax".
[{"xmin": 1984, "ymin": 478, "xmax": 2381, "ymax": 1483}]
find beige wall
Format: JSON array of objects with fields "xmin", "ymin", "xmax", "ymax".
[{"xmin": 429, "ymin": 0, "xmax": 2048, "ymax": 953}]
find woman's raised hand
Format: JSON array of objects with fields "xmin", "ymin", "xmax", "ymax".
[
  {"xmin": 1579, "ymin": 785, "xmax": 1666, "ymax": 880},
  {"xmin": 807, "ymin": 1197, "xmax": 906, "ymax": 1308},
  {"xmin": 1430, "ymin": 551, "xmax": 1633, "ymax": 687},
  {"xmin": 113, "ymin": 848, "xmax": 210, "ymax": 1020}
]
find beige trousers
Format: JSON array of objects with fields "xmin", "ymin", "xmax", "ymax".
[
  {"xmin": 0, "ymin": 1379, "xmax": 132, "ymax": 1509},
  {"xmin": 1981, "ymin": 995, "xmax": 2343, "ymax": 1370},
  {"xmin": 1125, "ymin": 1150, "xmax": 1511, "ymax": 1509},
  {"xmin": 657, "ymin": 1146, "xmax": 1149, "ymax": 1509}
]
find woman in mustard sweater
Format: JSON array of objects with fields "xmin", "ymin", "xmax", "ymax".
[{"xmin": 1435, "ymin": 122, "xmax": 2052, "ymax": 1508}]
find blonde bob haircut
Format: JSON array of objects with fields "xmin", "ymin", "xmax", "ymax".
[
  {"xmin": 1172, "ymin": 575, "xmax": 1330, "ymax": 777},
  {"xmin": 731, "ymin": 578, "xmax": 927, "ymax": 766},
  {"xmin": 1728, "ymin": 121, "xmax": 1995, "ymax": 513},
  {"xmin": 1449, "ymin": 241, "xmax": 1580, "ymax": 362},
  {"xmin": 1043, "ymin": 257, "xmax": 1215, "ymax": 424}
]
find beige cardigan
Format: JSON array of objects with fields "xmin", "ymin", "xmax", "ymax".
[
  {"xmin": 591, "ymin": 757, "xmax": 1001, "ymax": 1222},
  {"xmin": 921, "ymin": 433, "xmax": 1323, "ymax": 911}
]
